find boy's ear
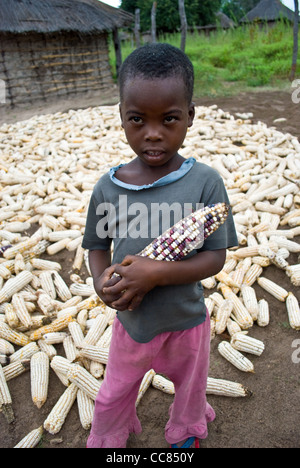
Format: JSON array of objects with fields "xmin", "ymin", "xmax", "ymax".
[
  {"xmin": 119, "ymin": 103, "xmax": 124, "ymax": 128},
  {"xmin": 188, "ymin": 102, "xmax": 195, "ymax": 128}
]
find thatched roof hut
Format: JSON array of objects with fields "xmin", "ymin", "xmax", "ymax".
[
  {"xmin": 240, "ymin": 0, "xmax": 297, "ymax": 24},
  {"xmin": 188, "ymin": 11, "xmax": 235, "ymax": 36},
  {"xmin": 216, "ymin": 12, "xmax": 236, "ymax": 29},
  {"xmin": 0, "ymin": 0, "xmax": 133, "ymax": 107}
]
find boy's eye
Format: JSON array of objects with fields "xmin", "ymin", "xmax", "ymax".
[
  {"xmin": 164, "ymin": 116, "xmax": 177, "ymax": 123},
  {"xmin": 129, "ymin": 116, "xmax": 143, "ymax": 124}
]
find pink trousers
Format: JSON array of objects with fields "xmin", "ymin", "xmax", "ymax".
[{"xmin": 86, "ymin": 312, "xmax": 215, "ymax": 448}]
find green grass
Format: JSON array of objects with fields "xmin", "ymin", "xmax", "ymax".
[{"xmin": 109, "ymin": 20, "xmax": 299, "ymax": 97}]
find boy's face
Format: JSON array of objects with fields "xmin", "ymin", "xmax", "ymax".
[{"xmin": 119, "ymin": 76, "xmax": 195, "ymax": 168}]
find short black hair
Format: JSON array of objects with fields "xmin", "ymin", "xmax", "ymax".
[{"xmin": 118, "ymin": 43, "xmax": 194, "ymax": 104}]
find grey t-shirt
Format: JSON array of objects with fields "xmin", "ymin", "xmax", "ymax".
[{"xmin": 82, "ymin": 159, "xmax": 238, "ymax": 343}]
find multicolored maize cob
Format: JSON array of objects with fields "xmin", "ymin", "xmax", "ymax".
[{"xmin": 139, "ymin": 203, "xmax": 230, "ymax": 261}]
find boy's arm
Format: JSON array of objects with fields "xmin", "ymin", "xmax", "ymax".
[
  {"xmin": 88, "ymin": 250, "xmax": 122, "ymax": 308},
  {"xmin": 104, "ymin": 249, "xmax": 226, "ymax": 311}
]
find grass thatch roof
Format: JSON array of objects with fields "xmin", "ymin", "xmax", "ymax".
[
  {"xmin": 0, "ymin": 0, "xmax": 134, "ymax": 34},
  {"xmin": 240, "ymin": 0, "xmax": 297, "ymax": 23}
]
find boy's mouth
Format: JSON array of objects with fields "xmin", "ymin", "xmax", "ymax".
[{"xmin": 144, "ymin": 150, "xmax": 165, "ymax": 158}]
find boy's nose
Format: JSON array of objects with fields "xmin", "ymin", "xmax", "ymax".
[{"xmin": 145, "ymin": 125, "xmax": 162, "ymax": 141}]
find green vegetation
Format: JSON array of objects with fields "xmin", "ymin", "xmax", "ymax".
[{"xmin": 109, "ymin": 21, "xmax": 299, "ymax": 97}]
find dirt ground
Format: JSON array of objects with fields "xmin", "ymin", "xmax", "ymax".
[{"xmin": 0, "ymin": 88, "xmax": 299, "ymax": 449}]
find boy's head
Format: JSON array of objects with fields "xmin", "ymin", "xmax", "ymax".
[{"xmin": 119, "ymin": 43, "xmax": 194, "ymax": 105}]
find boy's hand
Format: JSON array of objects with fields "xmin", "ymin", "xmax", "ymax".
[
  {"xmin": 103, "ymin": 255, "xmax": 160, "ymax": 312},
  {"xmin": 93, "ymin": 265, "xmax": 123, "ymax": 308}
]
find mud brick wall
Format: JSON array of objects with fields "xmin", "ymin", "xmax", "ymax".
[{"xmin": 0, "ymin": 32, "xmax": 114, "ymax": 107}]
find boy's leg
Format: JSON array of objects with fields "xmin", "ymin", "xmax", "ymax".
[
  {"xmin": 153, "ymin": 312, "xmax": 215, "ymax": 446},
  {"xmin": 86, "ymin": 319, "xmax": 150, "ymax": 448}
]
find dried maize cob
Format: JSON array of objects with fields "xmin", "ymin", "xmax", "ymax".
[
  {"xmin": 89, "ymin": 360, "xmax": 104, "ymax": 379},
  {"xmin": 222, "ymin": 259, "xmax": 237, "ymax": 274},
  {"xmin": 209, "ymin": 292, "xmax": 225, "ymax": 308},
  {"xmin": 0, "ymin": 271, "xmax": 34, "ymax": 304},
  {"xmin": 136, "ymin": 369, "xmax": 156, "ymax": 406},
  {"xmin": 73, "ymin": 245, "xmax": 85, "ymax": 271},
  {"xmin": 4, "ymin": 303, "xmax": 19, "ymax": 329},
  {"xmin": 68, "ymin": 321, "xmax": 85, "ymax": 347},
  {"xmin": 240, "ymin": 285, "xmax": 259, "ymax": 321},
  {"xmin": 206, "ymin": 377, "xmax": 252, "ymax": 397},
  {"xmin": 14, "ymin": 426, "xmax": 44, "ymax": 449},
  {"xmin": 0, "ymin": 322, "xmax": 31, "ymax": 347},
  {"xmin": 47, "ymin": 230, "xmax": 81, "ymax": 242},
  {"xmin": 201, "ymin": 276, "xmax": 217, "ymax": 289},
  {"xmin": 36, "ymin": 290, "xmax": 56, "ymax": 317},
  {"xmin": 43, "ymin": 383, "xmax": 78, "ymax": 435},
  {"xmin": 9, "ymin": 342, "xmax": 39, "ymax": 363},
  {"xmin": 218, "ymin": 341, "xmax": 254, "ymax": 373},
  {"xmin": 0, "ymin": 264, "xmax": 11, "ymax": 280},
  {"xmin": 77, "ymin": 388, "xmax": 94, "ymax": 430},
  {"xmin": 242, "ymin": 264, "xmax": 263, "ymax": 286},
  {"xmin": 230, "ymin": 332, "xmax": 265, "ymax": 356},
  {"xmin": 96, "ymin": 323, "xmax": 113, "ymax": 348},
  {"xmin": 220, "ymin": 285, "xmax": 253, "ymax": 329},
  {"xmin": 0, "ymin": 363, "xmax": 14, "ymax": 423},
  {"xmin": 215, "ymin": 299, "xmax": 234, "ymax": 334},
  {"xmin": 103, "ymin": 306, "xmax": 117, "ymax": 323},
  {"xmin": 43, "ymin": 332, "xmax": 68, "ymax": 344},
  {"xmin": 29, "ymin": 313, "xmax": 73, "ymax": 341},
  {"xmin": 38, "ymin": 339, "xmax": 57, "ymax": 360},
  {"xmin": 82, "ymin": 314, "xmax": 108, "ymax": 346},
  {"xmin": 0, "ymin": 338, "xmax": 15, "ymax": 355},
  {"xmin": 11, "ymin": 293, "xmax": 33, "ymax": 329},
  {"xmin": 270, "ymin": 236, "xmax": 300, "ymax": 253},
  {"xmin": 69, "ymin": 282, "xmax": 95, "ymax": 297},
  {"xmin": 39, "ymin": 271, "xmax": 56, "ymax": 299},
  {"xmin": 257, "ymin": 299, "xmax": 270, "ymax": 327},
  {"xmin": 226, "ymin": 318, "xmax": 242, "ymax": 336},
  {"xmin": 52, "ymin": 271, "xmax": 72, "ymax": 302},
  {"xmin": 30, "ymin": 258, "xmax": 62, "ymax": 272},
  {"xmin": 152, "ymin": 374, "xmax": 175, "ymax": 394},
  {"xmin": 63, "ymin": 335, "xmax": 80, "ymax": 362},
  {"xmin": 56, "ymin": 305, "xmax": 78, "ymax": 319},
  {"xmin": 79, "ymin": 344, "xmax": 109, "ymax": 365},
  {"xmin": 257, "ymin": 277, "xmax": 289, "ymax": 302},
  {"xmin": 76, "ymin": 294, "xmax": 100, "ymax": 312},
  {"xmin": 290, "ymin": 272, "xmax": 300, "ymax": 287},
  {"xmin": 30, "ymin": 351, "xmax": 49, "ymax": 408},
  {"xmin": 215, "ymin": 270, "xmax": 241, "ymax": 289},
  {"xmin": 228, "ymin": 268, "xmax": 245, "ymax": 294},
  {"xmin": 139, "ymin": 203, "xmax": 230, "ymax": 261},
  {"xmin": 286, "ymin": 292, "xmax": 300, "ymax": 330},
  {"xmin": 67, "ymin": 363, "xmax": 102, "ymax": 400},
  {"xmin": 77, "ymin": 308, "xmax": 88, "ymax": 331},
  {"xmin": 50, "ymin": 355, "xmax": 73, "ymax": 383},
  {"xmin": 3, "ymin": 237, "xmax": 41, "ymax": 260},
  {"xmin": 14, "ymin": 253, "xmax": 26, "ymax": 275},
  {"xmin": 204, "ymin": 297, "xmax": 215, "ymax": 317},
  {"xmin": 3, "ymin": 360, "xmax": 30, "ymax": 382},
  {"xmin": 286, "ymin": 264, "xmax": 300, "ymax": 277}
]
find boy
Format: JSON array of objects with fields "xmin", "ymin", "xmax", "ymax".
[{"xmin": 83, "ymin": 43, "xmax": 238, "ymax": 448}]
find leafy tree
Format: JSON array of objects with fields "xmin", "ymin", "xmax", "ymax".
[
  {"xmin": 120, "ymin": 0, "xmax": 222, "ymax": 33},
  {"xmin": 221, "ymin": 0, "xmax": 261, "ymax": 22}
]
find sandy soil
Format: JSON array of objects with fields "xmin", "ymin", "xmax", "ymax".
[{"xmin": 0, "ymin": 88, "xmax": 299, "ymax": 449}]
